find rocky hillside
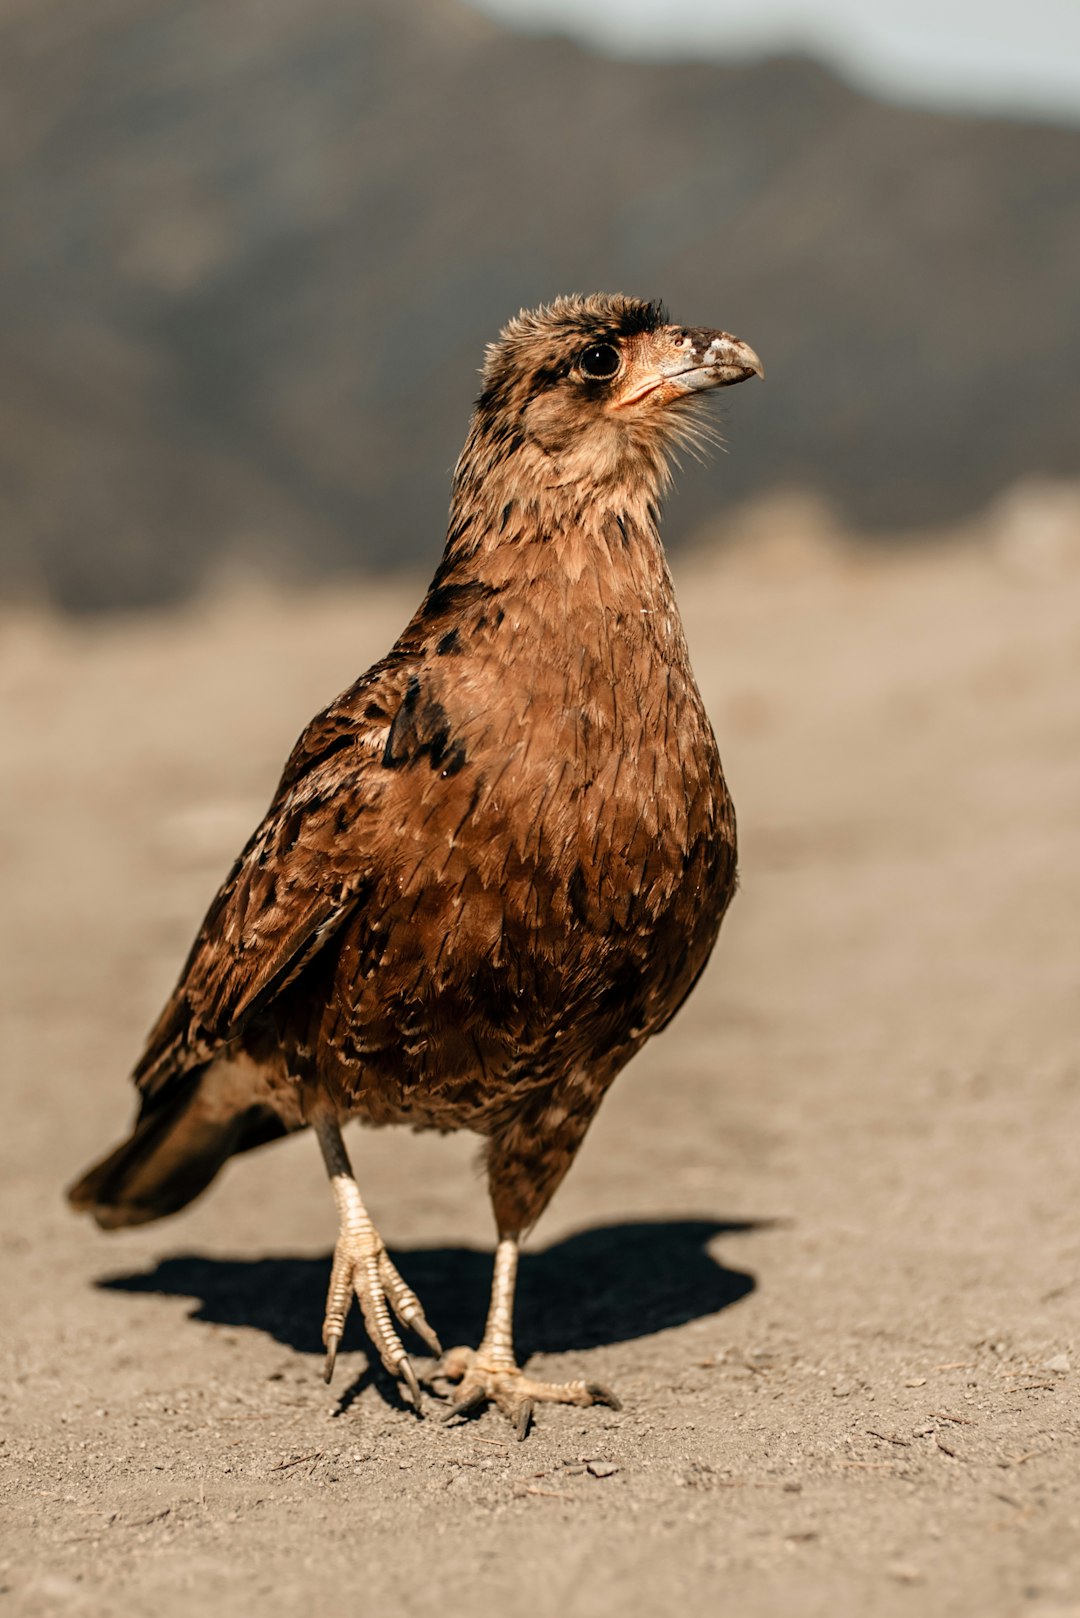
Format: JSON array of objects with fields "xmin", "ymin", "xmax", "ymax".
[{"xmin": 2, "ymin": 0, "xmax": 1078, "ymax": 608}]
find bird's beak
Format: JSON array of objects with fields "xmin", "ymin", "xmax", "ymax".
[{"xmin": 617, "ymin": 328, "xmax": 764, "ymax": 408}]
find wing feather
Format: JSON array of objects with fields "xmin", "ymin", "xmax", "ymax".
[{"xmin": 134, "ymin": 660, "xmax": 405, "ymax": 1097}]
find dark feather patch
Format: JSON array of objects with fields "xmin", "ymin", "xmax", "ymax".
[{"xmin": 383, "ymin": 676, "xmax": 467, "ymax": 776}]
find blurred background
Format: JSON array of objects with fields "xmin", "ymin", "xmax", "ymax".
[
  {"xmin": 5, "ymin": 12, "xmax": 1080, "ymax": 1605},
  {"xmin": 2, "ymin": 0, "xmax": 1078, "ymax": 611}
]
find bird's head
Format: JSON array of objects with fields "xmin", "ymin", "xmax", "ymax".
[{"xmin": 461, "ymin": 293, "xmax": 762, "ymax": 514}]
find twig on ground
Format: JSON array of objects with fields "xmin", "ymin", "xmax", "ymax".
[{"xmin": 271, "ymin": 1451, "xmax": 322, "ymax": 1471}]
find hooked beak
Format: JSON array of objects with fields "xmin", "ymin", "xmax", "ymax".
[{"xmin": 618, "ymin": 327, "xmax": 764, "ymax": 408}]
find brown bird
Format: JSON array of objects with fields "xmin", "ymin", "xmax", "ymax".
[{"xmin": 69, "ymin": 294, "xmax": 762, "ymax": 1436}]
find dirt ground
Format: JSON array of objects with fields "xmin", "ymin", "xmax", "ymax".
[{"xmin": 2, "ymin": 506, "xmax": 1079, "ymax": 1618}]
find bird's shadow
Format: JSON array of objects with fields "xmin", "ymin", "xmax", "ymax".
[{"xmin": 99, "ymin": 1218, "xmax": 761, "ymax": 1367}]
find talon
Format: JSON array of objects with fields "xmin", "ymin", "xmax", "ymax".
[
  {"xmin": 378, "ymin": 1252, "xmax": 444, "ymax": 1356},
  {"xmin": 587, "ymin": 1382, "xmax": 622, "ymax": 1410},
  {"xmin": 412, "ymin": 1317, "xmax": 444, "ymax": 1357},
  {"xmin": 398, "ymin": 1357, "xmax": 423, "ymax": 1409},
  {"xmin": 396, "ymin": 1305, "xmax": 442, "ymax": 1358},
  {"xmin": 319, "ymin": 1230, "xmax": 441, "ymax": 1399},
  {"xmin": 438, "ymin": 1347, "xmax": 621, "ymax": 1435},
  {"xmin": 445, "ymin": 1386, "xmax": 487, "ymax": 1421},
  {"xmin": 513, "ymin": 1398, "xmax": 534, "ymax": 1442}
]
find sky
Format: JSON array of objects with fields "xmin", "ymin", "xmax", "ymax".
[{"xmin": 469, "ymin": 0, "xmax": 1080, "ymax": 124}]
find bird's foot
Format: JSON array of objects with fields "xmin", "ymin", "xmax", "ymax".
[
  {"xmin": 436, "ymin": 1345, "xmax": 621, "ymax": 1440},
  {"xmin": 322, "ymin": 1233, "xmax": 442, "ymax": 1405}
]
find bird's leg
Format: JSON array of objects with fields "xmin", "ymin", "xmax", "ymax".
[
  {"xmin": 314, "ymin": 1113, "xmax": 441, "ymax": 1404},
  {"xmin": 439, "ymin": 1090, "xmax": 621, "ymax": 1436},
  {"xmin": 439, "ymin": 1233, "xmax": 621, "ymax": 1440}
]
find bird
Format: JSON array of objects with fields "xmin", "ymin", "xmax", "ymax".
[{"xmin": 69, "ymin": 293, "xmax": 762, "ymax": 1437}]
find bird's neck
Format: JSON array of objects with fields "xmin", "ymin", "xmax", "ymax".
[{"xmin": 435, "ymin": 428, "xmax": 678, "ymax": 618}]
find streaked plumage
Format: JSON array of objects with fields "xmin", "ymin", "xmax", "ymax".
[{"xmin": 70, "ymin": 294, "xmax": 762, "ymax": 1433}]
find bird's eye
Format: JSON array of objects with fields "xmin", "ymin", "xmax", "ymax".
[{"xmin": 578, "ymin": 343, "xmax": 622, "ymax": 381}]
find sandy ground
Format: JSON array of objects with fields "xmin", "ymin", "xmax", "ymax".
[{"xmin": 1, "ymin": 514, "xmax": 1079, "ymax": 1618}]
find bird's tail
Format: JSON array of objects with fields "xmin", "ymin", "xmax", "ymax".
[{"xmin": 67, "ymin": 1058, "xmax": 295, "ymax": 1230}]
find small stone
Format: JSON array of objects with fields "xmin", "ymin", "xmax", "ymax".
[
  {"xmin": 832, "ymin": 1380, "xmax": 855, "ymax": 1398},
  {"xmin": 912, "ymin": 1423, "xmax": 935, "ymax": 1438},
  {"xmin": 886, "ymin": 1562, "xmax": 921, "ymax": 1584},
  {"xmin": 1043, "ymin": 1353, "xmax": 1070, "ymax": 1375},
  {"xmin": 587, "ymin": 1461, "xmax": 619, "ymax": 1478},
  {"xmin": 905, "ymin": 1378, "xmax": 926, "ymax": 1388}
]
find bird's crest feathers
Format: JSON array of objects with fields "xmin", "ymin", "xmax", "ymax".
[{"xmin": 481, "ymin": 293, "xmax": 668, "ymax": 388}]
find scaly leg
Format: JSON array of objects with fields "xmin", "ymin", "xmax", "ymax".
[
  {"xmin": 314, "ymin": 1114, "xmax": 441, "ymax": 1404},
  {"xmin": 440, "ymin": 1234, "xmax": 620, "ymax": 1440}
]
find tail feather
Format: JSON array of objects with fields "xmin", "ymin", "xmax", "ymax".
[{"xmin": 68, "ymin": 1061, "xmax": 295, "ymax": 1230}]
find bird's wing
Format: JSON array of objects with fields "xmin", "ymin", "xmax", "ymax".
[{"xmin": 134, "ymin": 660, "xmax": 413, "ymax": 1098}]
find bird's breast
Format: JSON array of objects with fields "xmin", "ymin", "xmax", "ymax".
[
  {"xmin": 376, "ymin": 599, "xmax": 730, "ymax": 949},
  {"xmin": 303, "ymin": 578, "xmax": 736, "ymax": 1124}
]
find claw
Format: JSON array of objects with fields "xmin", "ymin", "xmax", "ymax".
[
  {"xmin": 444, "ymin": 1385, "xmax": 487, "ymax": 1422},
  {"xmin": 378, "ymin": 1256, "xmax": 444, "ymax": 1357},
  {"xmin": 320, "ymin": 1229, "xmax": 442, "ymax": 1404},
  {"xmin": 587, "ymin": 1382, "xmax": 622, "ymax": 1410},
  {"xmin": 398, "ymin": 1356, "xmax": 423, "ymax": 1409},
  {"xmin": 512, "ymin": 1397, "xmax": 534, "ymax": 1442},
  {"xmin": 411, "ymin": 1316, "xmax": 444, "ymax": 1357},
  {"xmin": 437, "ymin": 1345, "xmax": 620, "ymax": 1436}
]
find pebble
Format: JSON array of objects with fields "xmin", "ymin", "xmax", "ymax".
[
  {"xmin": 587, "ymin": 1461, "xmax": 619, "ymax": 1478},
  {"xmin": 1043, "ymin": 1353, "xmax": 1070, "ymax": 1375}
]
